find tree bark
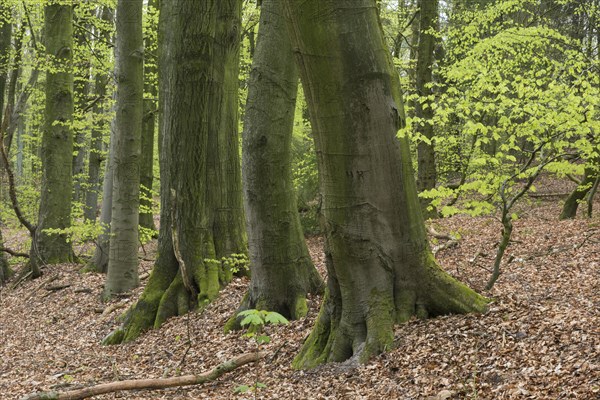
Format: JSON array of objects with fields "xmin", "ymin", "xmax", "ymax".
[
  {"xmin": 560, "ymin": 163, "xmax": 599, "ymax": 219},
  {"xmin": 227, "ymin": 0, "xmax": 323, "ymax": 329},
  {"xmin": 103, "ymin": 0, "xmax": 144, "ymax": 298},
  {"xmin": 0, "ymin": 227, "xmax": 10, "ymax": 284},
  {"xmin": 415, "ymin": 0, "xmax": 438, "ymax": 218},
  {"xmin": 103, "ymin": 0, "xmax": 246, "ymax": 344},
  {"xmin": 138, "ymin": 0, "xmax": 158, "ymax": 233},
  {"xmin": 29, "ymin": 2, "xmax": 75, "ymax": 276},
  {"xmin": 72, "ymin": 26, "xmax": 91, "ymax": 204},
  {"xmin": 283, "ymin": 0, "xmax": 488, "ymax": 367},
  {"xmin": 84, "ymin": 6, "xmax": 112, "ymax": 222}
]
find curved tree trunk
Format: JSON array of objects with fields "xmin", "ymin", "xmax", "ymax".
[
  {"xmin": 104, "ymin": 0, "xmax": 246, "ymax": 344},
  {"xmin": 227, "ymin": 0, "xmax": 323, "ymax": 330},
  {"xmin": 560, "ymin": 163, "xmax": 598, "ymax": 220},
  {"xmin": 103, "ymin": 0, "xmax": 144, "ymax": 299},
  {"xmin": 415, "ymin": 0, "xmax": 438, "ymax": 218},
  {"xmin": 30, "ymin": 3, "xmax": 75, "ymax": 276},
  {"xmin": 138, "ymin": 0, "xmax": 158, "ymax": 233},
  {"xmin": 284, "ymin": 0, "xmax": 488, "ymax": 368}
]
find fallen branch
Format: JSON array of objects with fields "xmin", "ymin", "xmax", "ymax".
[
  {"xmin": 45, "ymin": 284, "xmax": 71, "ymax": 292},
  {"xmin": 20, "ymin": 352, "xmax": 264, "ymax": 400},
  {"xmin": 100, "ymin": 301, "xmax": 127, "ymax": 318}
]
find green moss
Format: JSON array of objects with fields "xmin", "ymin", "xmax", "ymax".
[
  {"xmin": 292, "ymin": 295, "xmax": 308, "ymax": 319},
  {"xmin": 102, "ymin": 327, "xmax": 125, "ymax": 346}
]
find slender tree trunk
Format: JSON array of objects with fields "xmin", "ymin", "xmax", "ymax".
[
  {"xmin": 84, "ymin": 6, "xmax": 112, "ymax": 222},
  {"xmin": 103, "ymin": 0, "xmax": 144, "ymax": 298},
  {"xmin": 0, "ymin": 227, "xmax": 10, "ymax": 284},
  {"xmin": 0, "ymin": 5, "xmax": 11, "ymax": 202},
  {"xmin": 0, "ymin": 5, "xmax": 11, "ymax": 125},
  {"xmin": 415, "ymin": 0, "xmax": 438, "ymax": 218},
  {"xmin": 138, "ymin": 0, "xmax": 158, "ymax": 233},
  {"xmin": 29, "ymin": 2, "xmax": 75, "ymax": 276},
  {"xmin": 72, "ymin": 27, "xmax": 91, "ymax": 203},
  {"xmin": 227, "ymin": 0, "xmax": 323, "ymax": 329},
  {"xmin": 86, "ymin": 109, "xmax": 115, "ymax": 273},
  {"xmin": 284, "ymin": 0, "xmax": 488, "ymax": 367},
  {"xmin": 103, "ymin": 0, "xmax": 246, "ymax": 344}
]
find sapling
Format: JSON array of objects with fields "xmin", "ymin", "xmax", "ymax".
[{"xmin": 234, "ymin": 309, "xmax": 288, "ymax": 398}]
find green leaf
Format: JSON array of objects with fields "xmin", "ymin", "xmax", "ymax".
[
  {"xmin": 263, "ymin": 311, "xmax": 289, "ymax": 326},
  {"xmin": 240, "ymin": 314, "xmax": 263, "ymax": 327},
  {"xmin": 234, "ymin": 385, "xmax": 250, "ymax": 393},
  {"xmin": 256, "ymin": 335, "xmax": 271, "ymax": 344}
]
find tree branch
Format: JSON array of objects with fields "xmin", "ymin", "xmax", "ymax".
[{"xmin": 20, "ymin": 352, "xmax": 264, "ymax": 400}]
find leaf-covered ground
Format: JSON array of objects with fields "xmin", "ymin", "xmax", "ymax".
[{"xmin": 1, "ymin": 201, "xmax": 598, "ymax": 399}]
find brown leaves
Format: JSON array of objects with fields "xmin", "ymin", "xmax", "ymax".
[{"xmin": 1, "ymin": 201, "xmax": 599, "ymax": 399}]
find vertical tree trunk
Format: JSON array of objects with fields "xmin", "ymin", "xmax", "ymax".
[
  {"xmin": 284, "ymin": 0, "xmax": 488, "ymax": 368},
  {"xmin": 138, "ymin": 0, "xmax": 158, "ymax": 233},
  {"xmin": 0, "ymin": 5, "xmax": 11, "ymax": 201},
  {"xmin": 72, "ymin": 27, "xmax": 91, "ymax": 203},
  {"xmin": 103, "ymin": 0, "xmax": 144, "ymax": 298},
  {"xmin": 84, "ymin": 6, "xmax": 112, "ymax": 222},
  {"xmin": 227, "ymin": 0, "xmax": 323, "ymax": 329},
  {"xmin": 30, "ymin": 2, "xmax": 75, "ymax": 276},
  {"xmin": 0, "ymin": 227, "xmax": 9, "ymax": 284},
  {"xmin": 415, "ymin": 0, "xmax": 438, "ymax": 218},
  {"xmin": 103, "ymin": 0, "xmax": 246, "ymax": 344},
  {"xmin": 0, "ymin": 4, "xmax": 11, "ymax": 125}
]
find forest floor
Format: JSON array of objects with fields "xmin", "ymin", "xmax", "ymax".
[{"xmin": 1, "ymin": 195, "xmax": 599, "ymax": 399}]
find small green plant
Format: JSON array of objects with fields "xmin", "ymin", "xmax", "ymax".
[{"xmin": 234, "ymin": 309, "xmax": 289, "ymax": 397}]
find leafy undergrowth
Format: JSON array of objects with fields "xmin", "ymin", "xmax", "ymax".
[{"xmin": 0, "ymin": 202, "xmax": 598, "ymax": 399}]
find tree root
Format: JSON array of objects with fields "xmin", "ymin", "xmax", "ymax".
[{"xmin": 19, "ymin": 352, "xmax": 264, "ymax": 400}]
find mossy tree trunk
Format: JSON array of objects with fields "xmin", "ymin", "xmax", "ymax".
[
  {"xmin": 415, "ymin": 0, "xmax": 438, "ymax": 218},
  {"xmin": 284, "ymin": 0, "xmax": 489, "ymax": 368},
  {"xmin": 103, "ymin": 0, "xmax": 144, "ymax": 298},
  {"xmin": 138, "ymin": 0, "xmax": 158, "ymax": 233},
  {"xmin": 227, "ymin": 0, "xmax": 323, "ymax": 329},
  {"xmin": 104, "ymin": 0, "xmax": 246, "ymax": 344},
  {"xmin": 84, "ymin": 6, "xmax": 113, "ymax": 222},
  {"xmin": 29, "ymin": 2, "xmax": 75, "ymax": 276}
]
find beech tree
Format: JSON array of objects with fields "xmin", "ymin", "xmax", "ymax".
[
  {"xmin": 104, "ymin": 0, "xmax": 246, "ymax": 344},
  {"xmin": 414, "ymin": 0, "xmax": 438, "ymax": 217},
  {"xmin": 29, "ymin": 1, "xmax": 75, "ymax": 276},
  {"xmin": 138, "ymin": 0, "xmax": 158, "ymax": 233},
  {"xmin": 227, "ymin": 0, "xmax": 323, "ymax": 328},
  {"xmin": 103, "ymin": 0, "xmax": 144, "ymax": 298},
  {"xmin": 283, "ymin": 0, "xmax": 488, "ymax": 367}
]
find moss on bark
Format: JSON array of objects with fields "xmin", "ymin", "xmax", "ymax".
[
  {"xmin": 104, "ymin": 0, "xmax": 245, "ymax": 345},
  {"xmin": 285, "ymin": 0, "xmax": 489, "ymax": 368}
]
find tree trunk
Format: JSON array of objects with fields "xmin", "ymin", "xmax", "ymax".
[
  {"xmin": 560, "ymin": 164, "xmax": 598, "ymax": 219},
  {"xmin": 0, "ymin": 227, "xmax": 10, "ymax": 284},
  {"xmin": 103, "ymin": 0, "xmax": 144, "ymax": 298},
  {"xmin": 86, "ymin": 110, "xmax": 115, "ymax": 273},
  {"xmin": 227, "ymin": 0, "xmax": 323, "ymax": 329},
  {"xmin": 138, "ymin": 0, "xmax": 158, "ymax": 233},
  {"xmin": 84, "ymin": 6, "xmax": 112, "ymax": 222},
  {"xmin": 72, "ymin": 27, "xmax": 91, "ymax": 203},
  {"xmin": 0, "ymin": 5, "xmax": 11, "ymax": 201},
  {"xmin": 284, "ymin": 0, "xmax": 488, "ymax": 368},
  {"xmin": 103, "ymin": 0, "xmax": 246, "ymax": 344},
  {"xmin": 415, "ymin": 0, "xmax": 438, "ymax": 218},
  {"xmin": 29, "ymin": 3, "xmax": 75, "ymax": 275}
]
